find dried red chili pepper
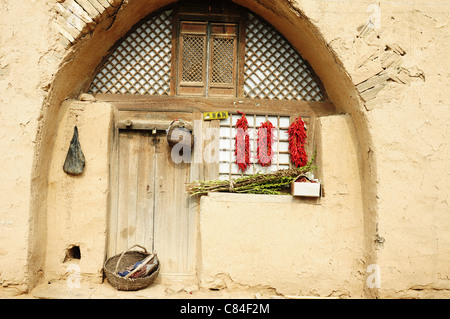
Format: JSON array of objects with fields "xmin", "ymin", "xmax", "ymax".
[
  {"xmin": 257, "ymin": 120, "xmax": 274, "ymax": 167},
  {"xmin": 288, "ymin": 116, "xmax": 308, "ymax": 167},
  {"xmin": 235, "ymin": 111, "xmax": 250, "ymax": 172}
]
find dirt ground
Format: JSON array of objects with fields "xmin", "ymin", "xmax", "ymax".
[
  {"xmin": 0, "ymin": 278, "xmax": 340, "ymax": 299},
  {"xmin": 0, "ymin": 280, "xmax": 277, "ymax": 299}
]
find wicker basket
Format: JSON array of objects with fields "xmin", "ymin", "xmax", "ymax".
[{"xmin": 103, "ymin": 245, "xmax": 160, "ymax": 291}]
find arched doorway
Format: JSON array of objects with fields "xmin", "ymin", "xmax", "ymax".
[
  {"xmin": 29, "ymin": 0, "xmax": 376, "ymax": 295},
  {"xmin": 85, "ymin": 0, "xmax": 331, "ymax": 277}
]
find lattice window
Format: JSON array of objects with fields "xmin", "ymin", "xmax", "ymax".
[
  {"xmin": 207, "ymin": 23, "xmax": 238, "ymax": 97},
  {"xmin": 211, "ymin": 37, "xmax": 234, "ymax": 84},
  {"xmin": 218, "ymin": 114, "xmax": 291, "ymax": 180},
  {"xmin": 177, "ymin": 22, "xmax": 207, "ymax": 95},
  {"xmin": 88, "ymin": 9, "xmax": 173, "ymax": 95},
  {"xmin": 181, "ymin": 35, "xmax": 206, "ymax": 83},
  {"xmin": 244, "ymin": 13, "xmax": 324, "ymax": 101},
  {"xmin": 86, "ymin": 5, "xmax": 326, "ymax": 101},
  {"xmin": 177, "ymin": 22, "xmax": 238, "ymax": 97}
]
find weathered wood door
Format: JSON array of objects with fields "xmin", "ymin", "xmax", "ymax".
[{"xmin": 108, "ymin": 129, "xmax": 193, "ymax": 275}]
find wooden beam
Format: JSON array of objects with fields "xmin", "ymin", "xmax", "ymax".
[
  {"xmin": 116, "ymin": 111, "xmax": 194, "ymax": 130},
  {"xmin": 94, "ymin": 94, "xmax": 336, "ymax": 117}
]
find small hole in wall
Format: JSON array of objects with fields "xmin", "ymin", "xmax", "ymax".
[{"xmin": 64, "ymin": 245, "xmax": 81, "ymax": 262}]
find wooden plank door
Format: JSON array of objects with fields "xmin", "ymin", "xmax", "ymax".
[
  {"xmin": 108, "ymin": 129, "xmax": 193, "ymax": 275},
  {"xmin": 153, "ymin": 133, "xmax": 191, "ymax": 274},
  {"xmin": 110, "ymin": 130, "xmax": 156, "ymax": 256}
]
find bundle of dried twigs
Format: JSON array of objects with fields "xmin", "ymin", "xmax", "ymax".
[{"xmin": 186, "ymin": 156, "xmax": 316, "ymax": 196}]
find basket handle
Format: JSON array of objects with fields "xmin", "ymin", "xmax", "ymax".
[{"xmin": 114, "ymin": 244, "xmax": 148, "ymax": 273}]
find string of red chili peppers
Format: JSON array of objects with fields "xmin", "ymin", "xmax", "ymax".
[
  {"xmin": 235, "ymin": 111, "xmax": 251, "ymax": 172},
  {"xmin": 257, "ymin": 120, "xmax": 274, "ymax": 167},
  {"xmin": 288, "ymin": 116, "xmax": 308, "ymax": 167},
  {"xmin": 235, "ymin": 113, "xmax": 307, "ymax": 170}
]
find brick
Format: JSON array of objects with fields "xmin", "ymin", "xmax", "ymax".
[
  {"xmin": 96, "ymin": 0, "xmax": 116, "ymax": 15},
  {"xmin": 356, "ymin": 71, "xmax": 390, "ymax": 93},
  {"xmin": 54, "ymin": 15, "xmax": 80, "ymax": 41},
  {"xmin": 63, "ymin": 0, "xmax": 96, "ymax": 31},
  {"xmin": 107, "ymin": 0, "xmax": 123, "ymax": 7},
  {"xmin": 55, "ymin": 3, "xmax": 90, "ymax": 34},
  {"xmin": 381, "ymin": 51, "xmax": 402, "ymax": 70},
  {"xmin": 74, "ymin": 0, "xmax": 102, "ymax": 22},
  {"xmin": 386, "ymin": 43, "xmax": 406, "ymax": 56},
  {"xmin": 360, "ymin": 83, "xmax": 386, "ymax": 101},
  {"xmin": 86, "ymin": 0, "xmax": 110, "ymax": 16},
  {"xmin": 52, "ymin": 19, "xmax": 76, "ymax": 44},
  {"xmin": 353, "ymin": 59, "xmax": 383, "ymax": 85}
]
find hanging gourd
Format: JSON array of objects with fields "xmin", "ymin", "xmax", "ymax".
[
  {"xmin": 234, "ymin": 111, "xmax": 251, "ymax": 172},
  {"xmin": 288, "ymin": 116, "xmax": 308, "ymax": 167},
  {"xmin": 257, "ymin": 120, "xmax": 274, "ymax": 167}
]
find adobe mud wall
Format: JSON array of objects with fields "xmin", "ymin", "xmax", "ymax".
[{"xmin": 0, "ymin": 0, "xmax": 448, "ymax": 298}]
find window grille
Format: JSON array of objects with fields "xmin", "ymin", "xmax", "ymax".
[
  {"xmin": 177, "ymin": 22, "xmax": 238, "ymax": 97},
  {"xmin": 178, "ymin": 21, "xmax": 208, "ymax": 95},
  {"xmin": 87, "ymin": 8, "xmax": 325, "ymax": 100},
  {"xmin": 180, "ymin": 35, "xmax": 206, "ymax": 83},
  {"xmin": 211, "ymin": 37, "xmax": 235, "ymax": 85},
  {"xmin": 244, "ymin": 13, "xmax": 324, "ymax": 101},
  {"xmin": 88, "ymin": 9, "xmax": 173, "ymax": 95},
  {"xmin": 218, "ymin": 114, "xmax": 291, "ymax": 180},
  {"xmin": 208, "ymin": 23, "xmax": 238, "ymax": 97}
]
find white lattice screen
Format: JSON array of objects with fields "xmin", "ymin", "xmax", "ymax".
[
  {"xmin": 244, "ymin": 13, "xmax": 324, "ymax": 101},
  {"xmin": 88, "ymin": 9, "xmax": 173, "ymax": 95},
  {"xmin": 218, "ymin": 114, "xmax": 291, "ymax": 180}
]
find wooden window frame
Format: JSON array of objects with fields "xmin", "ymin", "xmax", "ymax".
[
  {"xmin": 94, "ymin": 94, "xmax": 334, "ymax": 118},
  {"xmin": 208, "ymin": 23, "xmax": 239, "ymax": 97},
  {"xmin": 87, "ymin": 1, "xmax": 329, "ymax": 104},
  {"xmin": 101, "ymin": 95, "xmax": 330, "ymax": 182},
  {"xmin": 218, "ymin": 113, "xmax": 292, "ymax": 180},
  {"xmin": 171, "ymin": 4, "xmax": 246, "ymax": 98},
  {"xmin": 177, "ymin": 21, "xmax": 208, "ymax": 96}
]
